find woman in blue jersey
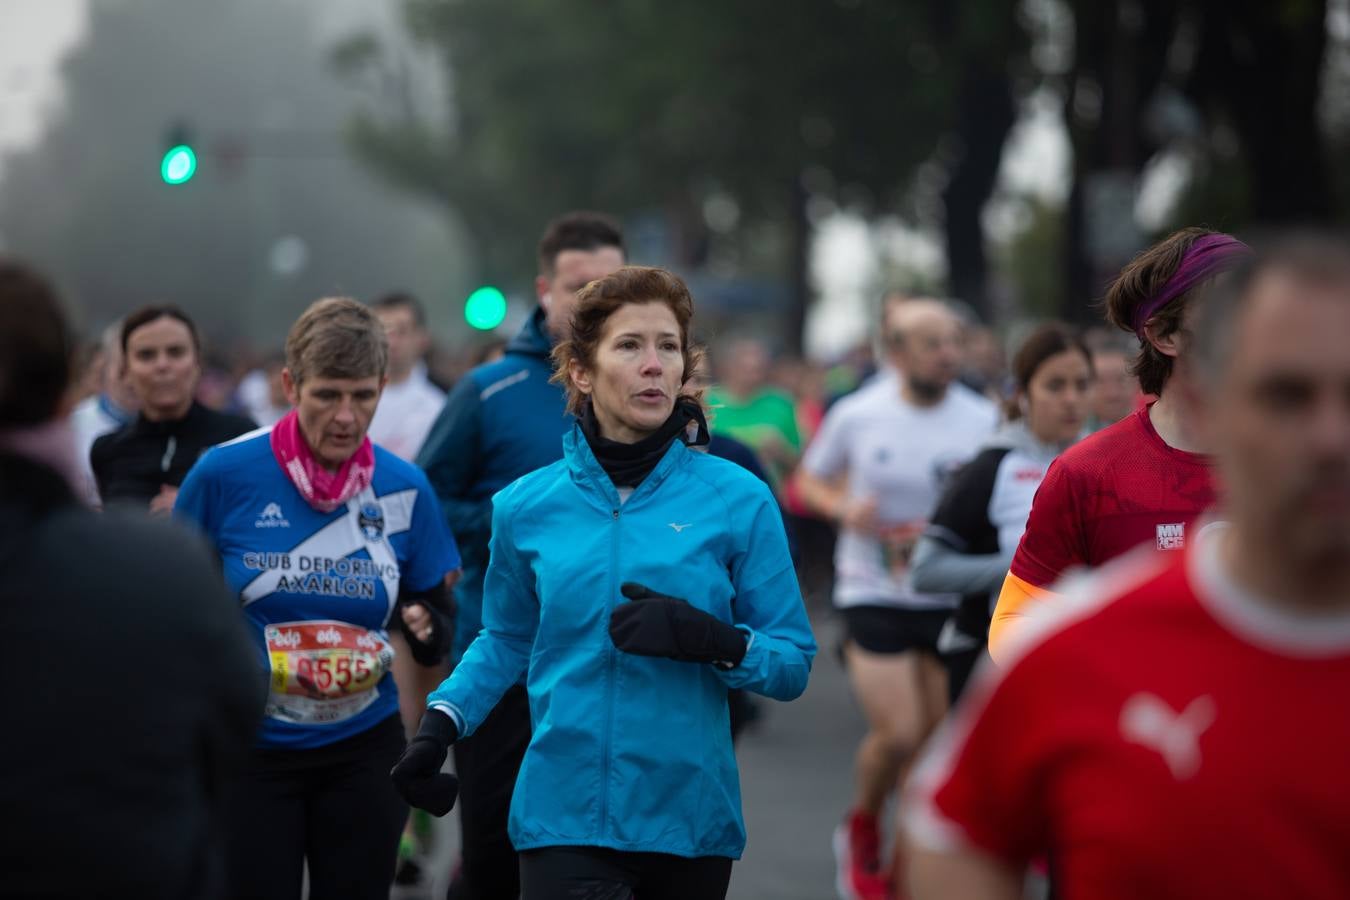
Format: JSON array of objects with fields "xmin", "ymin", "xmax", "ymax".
[
  {"xmin": 910, "ymin": 323, "xmax": 1093, "ymax": 701},
  {"xmin": 391, "ymin": 266, "xmax": 817, "ymax": 899},
  {"xmin": 175, "ymin": 297, "xmax": 461, "ymax": 900}
]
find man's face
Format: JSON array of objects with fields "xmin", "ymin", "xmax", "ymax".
[
  {"xmin": 376, "ymin": 305, "xmax": 427, "ymax": 380},
  {"xmin": 537, "ymin": 246, "xmax": 626, "ymax": 340},
  {"xmin": 283, "ymin": 372, "xmax": 384, "ymax": 470},
  {"xmin": 718, "ymin": 339, "xmax": 770, "ymax": 397},
  {"xmin": 886, "ymin": 305, "xmax": 962, "ymax": 395},
  {"xmin": 1205, "ymin": 270, "xmax": 1350, "ymax": 574}
]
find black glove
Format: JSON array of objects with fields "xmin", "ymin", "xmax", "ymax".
[
  {"xmin": 396, "ymin": 582, "xmax": 455, "ymax": 667},
  {"xmin": 390, "ymin": 709, "xmax": 460, "ymax": 816},
  {"xmin": 609, "ymin": 582, "xmax": 747, "ymax": 667}
]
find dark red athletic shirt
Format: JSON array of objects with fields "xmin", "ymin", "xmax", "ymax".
[{"xmin": 1009, "ymin": 405, "xmax": 1217, "ymax": 589}]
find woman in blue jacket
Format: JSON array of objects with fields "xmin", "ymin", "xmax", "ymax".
[{"xmin": 392, "ymin": 265, "xmax": 817, "ymax": 898}]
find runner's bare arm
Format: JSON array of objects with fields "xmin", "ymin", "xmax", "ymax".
[{"xmin": 795, "ymin": 469, "xmax": 878, "ymax": 533}]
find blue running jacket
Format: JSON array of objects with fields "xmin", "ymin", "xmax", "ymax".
[{"xmin": 428, "ymin": 425, "xmax": 817, "ymax": 858}]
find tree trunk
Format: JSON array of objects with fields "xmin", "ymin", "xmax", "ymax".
[
  {"xmin": 1193, "ymin": 0, "xmax": 1332, "ymax": 223},
  {"xmin": 942, "ymin": 64, "xmax": 1017, "ymax": 323}
]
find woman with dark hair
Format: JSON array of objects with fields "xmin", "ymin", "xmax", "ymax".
[
  {"xmin": 392, "ymin": 266, "xmax": 816, "ymax": 899},
  {"xmin": 910, "ymin": 323, "xmax": 1093, "ymax": 700},
  {"xmin": 0, "ymin": 259, "xmax": 259, "ymax": 899},
  {"xmin": 91, "ymin": 305, "xmax": 255, "ymax": 510},
  {"xmin": 174, "ymin": 297, "xmax": 461, "ymax": 900},
  {"xmin": 988, "ymin": 228, "xmax": 1249, "ymax": 660}
]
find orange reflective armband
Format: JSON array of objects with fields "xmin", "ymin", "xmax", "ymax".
[{"xmin": 988, "ymin": 572, "xmax": 1057, "ymax": 665}]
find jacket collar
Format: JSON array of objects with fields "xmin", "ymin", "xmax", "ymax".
[
  {"xmin": 505, "ymin": 307, "xmax": 554, "ymax": 360},
  {"xmin": 563, "ymin": 421, "xmax": 688, "ymax": 512},
  {"xmin": 131, "ymin": 400, "xmax": 207, "ymax": 437}
]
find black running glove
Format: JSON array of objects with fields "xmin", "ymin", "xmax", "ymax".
[
  {"xmin": 609, "ymin": 582, "xmax": 748, "ymax": 667},
  {"xmin": 390, "ymin": 709, "xmax": 460, "ymax": 816}
]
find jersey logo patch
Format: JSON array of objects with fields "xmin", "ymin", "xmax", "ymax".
[
  {"xmin": 1119, "ymin": 692, "xmax": 1215, "ymax": 780},
  {"xmin": 668, "ymin": 522, "xmax": 693, "ymax": 533},
  {"xmin": 1156, "ymin": 522, "xmax": 1185, "ymax": 550},
  {"xmin": 255, "ymin": 502, "xmax": 290, "ymax": 528},
  {"xmin": 358, "ymin": 503, "xmax": 385, "ymax": 541}
]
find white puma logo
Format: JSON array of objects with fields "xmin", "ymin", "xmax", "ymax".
[
  {"xmin": 1119, "ymin": 692, "xmax": 1216, "ymax": 780},
  {"xmin": 668, "ymin": 523, "xmax": 693, "ymax": 533}
]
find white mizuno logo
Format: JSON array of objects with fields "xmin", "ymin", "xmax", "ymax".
[
  {"xmin": 668, "ymin": 523, "xmax": 693, "ymax": 533},
  {"xmin": 1119, "ymin": 692, "xmax": 1216, "ymax": 780}
]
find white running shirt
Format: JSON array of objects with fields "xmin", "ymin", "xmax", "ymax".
[
  {"xmin": 368, "ymin": 363, "xmax": 445, "ymax": 462},
  {"xmin": 803, "ymin": 380, "xmax": 998, "ymax": 609}
]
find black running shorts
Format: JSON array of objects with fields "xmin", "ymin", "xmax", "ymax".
[{"xmin": 840, "ymin": 604, "xmax": 949, "ymax": 655}]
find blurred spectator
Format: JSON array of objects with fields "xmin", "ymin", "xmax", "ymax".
[
  {"xmin": 196, "ymin": 352, "xmax": 238, "ymax": 412},
  {"xmin": 1083, "ymin": 326, "xmax": 1140, "ymax": 429},
  {"xmin": 368, "ymin": 292, "xmax": 445, "ymax": 461},
  {"xmin": 71, "ymin": 337, "xmax": 105, "ymax": 404},
  {"xmin": 0, "ymin": 258, "xmax": 260, "ymax": 900},
  {"xmin": 772, "ymin": 357, "xmax": 828, "ymax": 445},
  {"xmin": 234, "ymin": 351, "xmax": 290, "ymax": 427},
  {"xmin": 69, "ymin": 321, "xmax": 139, "ymax": 505},
  {"xmin": 958, "ymin": 324, "xmax": 1007, "ymax": 403},
  {"xmin": 706, "ymin": 336, "xmax": 802, "ymax": 489}
]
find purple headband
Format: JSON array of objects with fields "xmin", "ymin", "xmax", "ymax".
[{"xmin": 1132, "ymin": 233, "xmax": 1251, "ymax": 339}]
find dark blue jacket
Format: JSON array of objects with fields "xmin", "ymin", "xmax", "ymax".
[{"xmin": 417, "ymin": 308, "xmax": 571, "ymax": 664}]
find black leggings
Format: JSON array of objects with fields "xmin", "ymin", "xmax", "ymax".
[
  {"xmin": 220, "ymin": 715, "xmax": 408, "ymax": 900},
  {"xmin": 519, "ymin": 846, "xmax": 733, "ymax": 900},
  {"xmin": 447, "ymin": 683, "xmax": 532, "ymax": 900}
]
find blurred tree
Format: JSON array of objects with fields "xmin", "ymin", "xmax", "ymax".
[
  {"xmin": 1187, "ymin": 0, "xmax": 1333, "ymax": 223},
  {"xmin": 0, "ymin": 0, "xmax": 465, "ymax": 341},
  {"xmin": 339, "ymin": 0, "xmax": 1032, "ymax": 350},
  {"xmin": 1050, "ymin": 0, "xmax": 1339, "ymax": 323}
]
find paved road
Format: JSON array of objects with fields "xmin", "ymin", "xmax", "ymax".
[{"xmin": 396, "ymin": 611, "xmax": 863, "ymax": 900}]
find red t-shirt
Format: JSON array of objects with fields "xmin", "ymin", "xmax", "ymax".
[
  {"xmin": 1010, "ymin": 406, "xmax": 1216, "ymax": 589},
  {"xmin": 907, "ymin": 536, "xmax": 1350, "ymax": 898}
]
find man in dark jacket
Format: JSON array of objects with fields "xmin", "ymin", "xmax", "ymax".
[{"xmin": 416, "ymin": 211, "xmax": 625, "ymax": 899}]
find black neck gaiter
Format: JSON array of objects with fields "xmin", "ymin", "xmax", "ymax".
[{"xmin": 578, "ymin": 396, "xmax": 710, "ymax": 488}]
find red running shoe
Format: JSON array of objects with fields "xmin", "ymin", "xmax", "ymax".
[{"xmin": 833, "ymin": 810, "xmax": 891, "ymax": 900}]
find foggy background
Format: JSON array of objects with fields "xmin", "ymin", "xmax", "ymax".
[{"xmin": 3, "ymin": 0, "xmax": 1349, "ymax": 358}]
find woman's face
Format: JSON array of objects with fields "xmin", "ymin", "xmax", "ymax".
[
  {"xmin": 124, "ymin": 316, "xmax": 200, "ymax": 421},
  {"xmin": 571, "ymin": 300, "xmax": 685, "ymax": 443},
  {"xmin": 1024, "ymin": 348, "xmax": 1093, "ymax": 446},
  {"xmin": 282, "ymin": 370, "xmax": 384, "ymax": 470}
]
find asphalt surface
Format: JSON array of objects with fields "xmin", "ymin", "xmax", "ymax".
[{"xmin": 395, "ymin": 611, "xmax": 865, "ymax": 900}]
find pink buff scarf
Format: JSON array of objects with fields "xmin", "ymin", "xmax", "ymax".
[{"xmin": 270, "ymin": 409, "xmax": 374, "ymax": 513}]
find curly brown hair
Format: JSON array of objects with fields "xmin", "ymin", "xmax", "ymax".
[{"xmin": 550, "ymin": 266, "xmax": 705, "ymax": 417}]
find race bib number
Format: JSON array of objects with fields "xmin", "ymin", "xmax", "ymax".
[
  {"xmin": 264, "ymin": 620, "xmax": 394, "ymax": 725},
  {"xmin": 878, "ymin": 521, "xmax": 926, "ymax": 581}
]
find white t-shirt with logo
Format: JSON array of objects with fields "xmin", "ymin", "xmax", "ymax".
[
  {"xmin": 368, "ymin": 363, "xmax": 445, "ymax": 462},
  {"xmin": 802, "ymin": 381, "xmax": 998, "ymax": 610}
]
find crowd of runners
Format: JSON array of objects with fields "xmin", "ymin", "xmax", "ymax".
[{"xmin": 1, "ymin": 212, "xmax": 1348, "ymax": 900}]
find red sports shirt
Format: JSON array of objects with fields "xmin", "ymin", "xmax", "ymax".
[
  {"xmin": 1012, "ymin": 406, "xmax": 1216, "ymax": 587},
  {"xmin": 907, "ymin": 534, "xmax": 1350, "ymax": 899}
]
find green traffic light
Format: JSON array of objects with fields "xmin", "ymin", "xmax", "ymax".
[
  {"xmin": 465, "ymin": 286, "xmax": 507, "ymax": 330},
  {"xmin": 160, "ymin": 145, "xmax": 197, "ymax": 184}
]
